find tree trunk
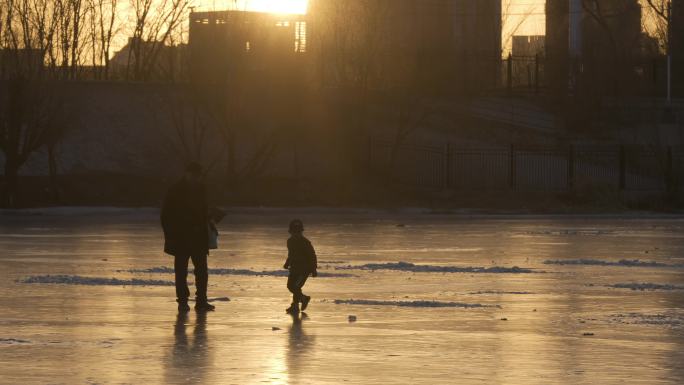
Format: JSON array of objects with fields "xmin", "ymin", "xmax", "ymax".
[
  {"xmin": 3, "ymin": 155, "xmax": 19, "ymax": 208},
  {"xmin": 226, "ymin": 130, "xmax": 237, "ymax": 185},
  {"xmin": 47, "ymin": 144, "xmax": 60, "ymax": 204}
]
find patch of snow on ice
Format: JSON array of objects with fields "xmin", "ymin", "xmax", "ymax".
[
  {"xmin": 608, "ymin": 283, "xmax": 684, "ymax": 291},
  {"xmin": 0, "ymin": 338, "xmax": 30, "ymax": 345},
  {"xmin": 523, "ymin": 230, "xmax": 613, "ymax": 236},
  {"xmin": 336, "ymin": 262, "xmax": 535, "ymax": 274},
  {"xmin": 469, "ymin": 291, "xmax": 533, "ymax": 295},
  {"xmin": 611, "ymin": 313, "xmax": 684, "ymax": 328},
  {"xmin": 544, "ymin": 259, "xmax": 684, "ymax": 268},
  {"xmin": 19, "ymin": 275, "xmax": 174, "ymax": 286},
  {"xmin": 124, "ymin": 266, "xmax": 354, "ymax": 278},
  {"xmin": 334, "ymin": 299, "xmax": 500, "ymax": 308}
]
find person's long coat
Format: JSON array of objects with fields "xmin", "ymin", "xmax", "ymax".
[{"xmin": 161, "ymin": 178, "xmax": 209, "ymax": 256}]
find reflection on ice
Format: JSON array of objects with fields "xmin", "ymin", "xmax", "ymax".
[{"xmin": 166, "ymin": 312, "xmax": 211, "ymax": 384}]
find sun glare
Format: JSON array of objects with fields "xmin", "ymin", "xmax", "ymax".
[{"xmin": 236, "ymin": 0, "xmax": 309, "ymax": 15}]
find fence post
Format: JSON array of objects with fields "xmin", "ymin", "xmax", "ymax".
[
  {"xmin": 567, "ymin": 144, "xmax": 575, "ymax": 191},
  {"xmin": 527, "ymin": 64, "xmax": 532, "ymax": 90},
  {"xmin": 367, "ymin": 135, "xmax": 373, "ymax": 170},
  {"xmin": 535, "ymin": 54, "xmax": 540, "ymax": 95},
  {"xmin": 619, "ymin": 145, "xmax": 626, "ymax": 190},
  {"xmin": 442, "ymin": 142, "xmax": 451, "ymax": 190},
  {"xmin": 507, "ymin": 53, "xmax": 513, "ymax": 95},
  {"xmin": 510, "ymin": 144, "xmax": 516, "ymax": 190},
  {"xmin": 666, "ymin": 146, "xmax": 673, "ymax": 193}
]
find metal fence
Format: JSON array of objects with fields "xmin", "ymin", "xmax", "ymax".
[{"xmin": 369, "ymin": 138, "xmax": 682, "ymax": 193}]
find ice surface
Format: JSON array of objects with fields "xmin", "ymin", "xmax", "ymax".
[
  {"xmin": 608, "ymin": 283, "xmax": 684, "ymax": 291},
  {"xmin": 336, "ymin": 261, "xmax": 535, "ymax": 273},
  {"xmin": 333, "ymin": 299, "xmax": 500, "ymax": 308},
  {"xmin": 2, "ymin": 210, "xmax": 684, "ymax": 384},
  {"xmin": 544, "ymin": 259, "xmax": 684, "ymax": 268},
  {"xmin": 19, "ymin": 275, "xmax": 174, "ymax": 286}
]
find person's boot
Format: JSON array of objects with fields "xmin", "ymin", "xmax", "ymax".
[
  {"xmin": 195, "ymin": 299, "xmax": 215, "ymax": 312},
  {"xmin": 286, "ymin": 302, "xmax": 300, "ymax": 314},
  {"xmin": 178, "ymin": 301, "xmax": 191, "ymax": 313},
  {"xmin": 301, "ymin": 295, "xmax": 311, "ymax": 311}
]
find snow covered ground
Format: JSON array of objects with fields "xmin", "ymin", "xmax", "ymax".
[{"xmin": 1, "ymin": 208, "xmax": 684, "ymax": 384}]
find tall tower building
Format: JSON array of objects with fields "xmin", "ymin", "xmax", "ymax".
[
  {"xmin": 673, "ymin": 0, "xmax": 683, "ymax": 97},
  {"xmin": 546, "ymin": 0, "xmax": 643, "ymax": 97}
]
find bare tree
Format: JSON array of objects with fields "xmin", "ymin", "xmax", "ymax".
[
  {"xmin": 85, "ymin": 0, "xmax": 120, "ymax": 79},
  {"xmin": 0, "ymin": 1, "xmax": 76, "ymax": 207},
  {"xmin": 581, "ymin": 0, "xmax": 643, "ymax": 96},
  {"xmin": 0, "ymin": 78, "xmax": 69, "ymax": 207},
  {"xmin": 52, "ymin": 0, "xmax": 89, "ymax": 79},
  {"xmin": 644, "ymin": 0, "xmax": 671, "ymax": 53},
  {"xmin": 126, "ymin": 0, "xmax": 189, "ymax": 81}
]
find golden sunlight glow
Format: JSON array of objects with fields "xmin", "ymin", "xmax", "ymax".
[{"xmin": 233, "ymin": 0, "xmax": 309, "ymax": 15}]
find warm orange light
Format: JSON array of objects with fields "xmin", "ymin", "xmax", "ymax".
[{"xmin": 233, "ymin": 0, "xmax": 308, "ymax": 15}]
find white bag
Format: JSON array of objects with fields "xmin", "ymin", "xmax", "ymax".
[{"xmin": 208, "ymin": 222, "xmax": 219, "ymax": 250}]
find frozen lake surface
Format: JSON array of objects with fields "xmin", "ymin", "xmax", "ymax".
[{"xmin": 1, "ymin": 208, "xmax": 684, "ymax": 384}]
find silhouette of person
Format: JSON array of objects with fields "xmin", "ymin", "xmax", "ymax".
[
  {"xmin": 283, "ymin": 219, "xmax": 318, "ymax": 314},
  {"xmin": 161, "ymin": 162, "xmax": 214, "ymax": 312}
]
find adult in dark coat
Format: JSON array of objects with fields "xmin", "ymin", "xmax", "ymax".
[{"xmin": 161, "ymin": 162, "xmax": 214, "ymax": 312}]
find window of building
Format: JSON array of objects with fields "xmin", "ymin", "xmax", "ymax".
[{"xmin": 295, "ymin": 21, "xmax": 307, "ymax": 53}]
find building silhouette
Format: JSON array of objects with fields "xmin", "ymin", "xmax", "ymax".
[
  {"xmin": 188, "ymin": 0, "xmax": 501, "ymax": 96},
  {"xmin": 512, "ymin": 36, "xmax": 546, "ymax": 57},
  {"xmin": 546, "ymin": 0, "xmax": 644, "ymax": 97},
  {"xmin": 189, "ymin": 10, "xmax": 308, "ymax": 85},
  {"xmin": 673, "ymin": 0, "xmax": 683, "ymax": 97}
]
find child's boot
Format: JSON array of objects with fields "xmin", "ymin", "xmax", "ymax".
[{"xmin": 301, "ymin": 295, "xmax": 311, "ymax": 311}]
